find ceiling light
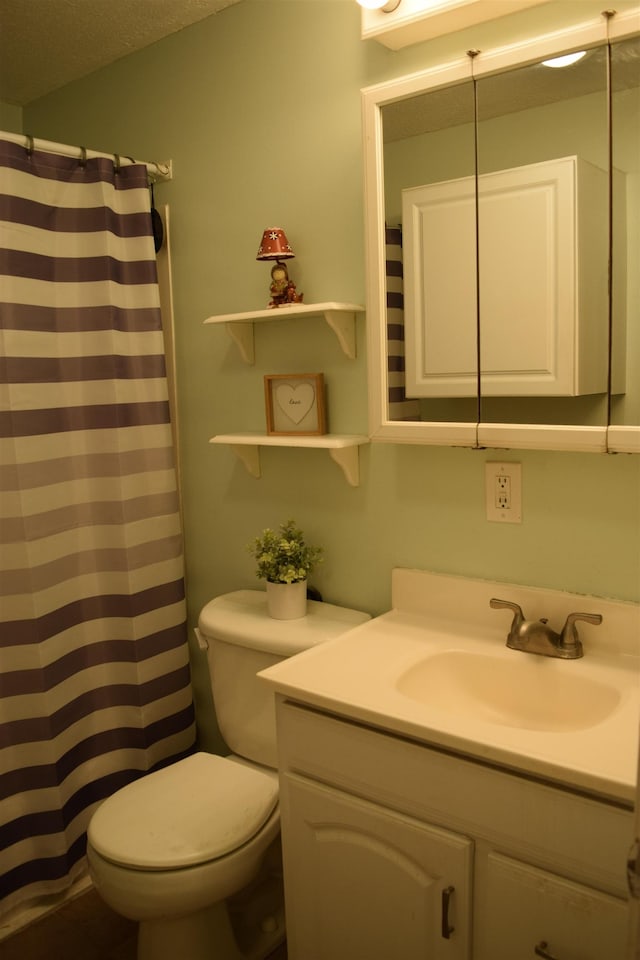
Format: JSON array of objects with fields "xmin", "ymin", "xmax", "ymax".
[
  {"xmin": 541, "ymin": 51, "xmax": 587, "ymax": 68},
  {"xmin": 357, "ymin": 0, "xmax": 402, "ymax": 11}
]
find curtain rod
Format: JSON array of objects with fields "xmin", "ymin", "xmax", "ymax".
[{"xmin": 0, "ymin": 130, "xmax": 172, "ymax": 182}]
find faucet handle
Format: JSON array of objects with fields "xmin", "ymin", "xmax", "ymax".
[
  {"xmin": 561, "ymin": 611, "xmax": 603, "ymax": 651},
  {"xmin": 490, "ymin": 598, "xmax": 525, "ymax": 623},
  {"xmin": 490, "ymin": 599, "xmax": 526, "ymax": 643}
]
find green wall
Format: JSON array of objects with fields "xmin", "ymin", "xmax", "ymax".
[
  {"xmin": 0, "ymin": 100, "xmax": 22, "ymax": 132},
  {"xmin": 23, "ymin": 1, "xmax": 640, "ymax": 750}
]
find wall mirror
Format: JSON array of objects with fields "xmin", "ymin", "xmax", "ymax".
[
  {"xmin": 363, "ymin": 8, "xmax": 640, "ymax": 452},
  {"xmin": 609, "ymin": 32, "xmax": 640, "ymax": 453}
]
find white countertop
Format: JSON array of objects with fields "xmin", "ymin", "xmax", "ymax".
[{"xmin": 259, "ymin": 569, "xmax": 640, "ymax": 804}]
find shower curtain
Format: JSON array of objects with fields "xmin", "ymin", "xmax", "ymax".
[
  {"xmin": 0, "ymin": 137, "xmax": 196, "ymax": 917},
  {"xmin": 385, "ymin": 225, "xmax": 420, "ymax": 421}
]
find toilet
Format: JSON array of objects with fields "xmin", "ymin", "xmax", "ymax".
[{"xmin": 86, "ymin": 589, "xmax": 369, "ymax": 960}]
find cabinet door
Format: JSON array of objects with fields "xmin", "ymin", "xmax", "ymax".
[
  {"xmin": 280, "ymin": 774, "xmax": 472, "ymax": 960},
  {"xmin": 475, "ymin": 851, "xmax": 628, "ymax": 960},
  {"xmin": 402, "ymin": 156, "xmax": 608, "ymax": 398}
]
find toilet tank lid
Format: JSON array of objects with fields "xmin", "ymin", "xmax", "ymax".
[
  {"xmin": 88, "ymin": 753, "xmax": 278, "ymax": 871},
  {"xmin": 198, "ymin": 590, "xmax": 370, "ymax": 656}
]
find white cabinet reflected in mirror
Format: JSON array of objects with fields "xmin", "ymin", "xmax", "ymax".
[
  {"xmin": 404, "ymin": 156, "xmax": 610, "ymax": 402},
  {"xmin": 384, "ymin": 78, "xmax": 479, "ymax": 430},
  {"xmin": 475, "ymin": 51, "xmax": 610, "ymax": 429},
  {"xmin": 363, "ymin": 9, "xmax": 640, "ymax": 452}
]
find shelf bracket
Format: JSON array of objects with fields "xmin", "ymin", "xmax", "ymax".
[
  {"xmin": 323, "ymin": 310, "xmax": 357, "ymax": 360},
  {"xmin": 328, "ymin": 445, "xmax": 360, "ymax": 487},
  {"xmin": 230, "ymin": 443, "xmax": 260, "ymax": 478},
  {"xmin": 226, "ymin": 322, "xmax": 255, "ymax": 364}
]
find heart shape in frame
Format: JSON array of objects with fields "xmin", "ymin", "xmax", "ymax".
[{"xmin": 275, "ymin": 383, "xmax": 315, "ymax": 425}]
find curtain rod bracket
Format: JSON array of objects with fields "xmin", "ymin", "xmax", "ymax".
[{"xmin": 150, "ymin": 159, "xmax": 173, "ymax": 182}]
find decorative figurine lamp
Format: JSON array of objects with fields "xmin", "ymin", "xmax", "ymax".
[{"xmin": 256, "ymin": 227, "xmax": 303, "ymax": 308}]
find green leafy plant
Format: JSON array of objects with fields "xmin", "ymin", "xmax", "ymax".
[{"xmin": 248, "ymin": 519, "xmax": 323, "ymax": 584}]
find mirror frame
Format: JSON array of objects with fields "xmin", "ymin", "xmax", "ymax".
[{"xmin": 363, "ymin": 7, "xmax": 640, "ymax": 454}]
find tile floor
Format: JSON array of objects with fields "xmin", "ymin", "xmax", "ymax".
[{"xmin": 0, "ymin": 888, "xmax": 287, "ymax": 959}]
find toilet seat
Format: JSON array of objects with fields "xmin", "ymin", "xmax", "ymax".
[{"xmin": 87, "ymin": 752, "xmax": 278, "ymax": 871}]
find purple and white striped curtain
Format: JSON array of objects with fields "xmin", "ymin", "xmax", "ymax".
[
  {"xmin": 0, "ymin": 138, "xmax": 195, "ymax": 916},
  {"xmin": 386, "ymin": 225, "xmax": 420, "ymax": 421}
]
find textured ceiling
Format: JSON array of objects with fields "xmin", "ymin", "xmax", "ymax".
[{"xmin": 0, "ymin": 0, "xmax": 242, "ymax": 105}]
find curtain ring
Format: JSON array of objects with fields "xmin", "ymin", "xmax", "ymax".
[
  {"xmin": 79, "ymin": 146, "xmax": 87, "ymax": 168},
  {"xmin": 113, "ymin": 153, "xmax": 121, "ymax": 174},
  {"xmin": 25, "ymin": 134, "xmax": 34, "ymax": 158}
]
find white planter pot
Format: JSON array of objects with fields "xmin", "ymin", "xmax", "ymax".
[{"xmin": 266, "ymin": 579, "xmax": 308, "ymax": 620}]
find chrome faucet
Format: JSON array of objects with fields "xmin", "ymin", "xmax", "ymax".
[{"xmin": 489, "ymin": 598, "xmax": 602, "ymax": 659}]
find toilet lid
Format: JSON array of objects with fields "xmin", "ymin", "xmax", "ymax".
[{"xmin": 88, "ymin": 753, "xmax": 278, "ymax": 871}]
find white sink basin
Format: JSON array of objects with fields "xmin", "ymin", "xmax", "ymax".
[{"xmin": 396, "ymin": 650, "xmax": 621, "ymax": 732}]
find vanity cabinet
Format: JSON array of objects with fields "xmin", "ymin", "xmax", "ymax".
[{"xmin": 275, "ymin": 699, "xmax": 631, "ymax": 960}]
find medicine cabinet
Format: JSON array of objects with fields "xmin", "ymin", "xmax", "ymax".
[{"xmin": 363, "ymin": 8, "xmax": 640, "ymax": 453}]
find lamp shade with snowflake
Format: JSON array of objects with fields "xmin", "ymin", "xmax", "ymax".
[{"xmin": 256, "ymin": 227, "xmax": 295, "ymax": 261}]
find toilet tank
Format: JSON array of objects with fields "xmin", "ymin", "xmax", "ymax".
[{"xmin": 197, "ymin": 590, "xmax": 370, "ymax": 768}]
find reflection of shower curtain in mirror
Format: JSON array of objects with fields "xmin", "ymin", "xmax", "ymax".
[
  {"xmin": 0, "ymin": 138, "xmax": 195, "ymax": 917},
  {"xmin": 386, "ymin": 225, "xmax": 420, "ymax": 421}
]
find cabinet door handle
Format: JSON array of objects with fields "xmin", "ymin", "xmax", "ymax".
[
  {"xmin": 441, "ymin": 885, "xmax": 455, "ymax": 939},
  {"xmin": 628, "ymin": 838, "xmax": 640, "ymax": 898},
  {"xmin": 534, "ymin": 942, "xmax": 559, "ymax": 959}
]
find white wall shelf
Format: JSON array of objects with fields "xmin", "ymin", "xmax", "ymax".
[
  {"xmin": 203, "ymin": 302, "xmax": 365, "ymax": 364},
  {"xmin": 210, "ymin": 433, "xmax": 369, "ymax": 487}
]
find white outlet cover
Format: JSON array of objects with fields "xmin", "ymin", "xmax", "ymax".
[{"xmin": 485, "ymin": 461, "xmax": 522, "ymax": 523}]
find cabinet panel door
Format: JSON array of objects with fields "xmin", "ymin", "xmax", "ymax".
[
  {"xmin": 475, "ymin": 851, "xmax": 628, "ymax": 960},
  {"xmin": 281, "ymin": 774, "xmax": 472, "ymax": 960},
  {"xmin": 403, "ymin": 157, "xmax": 608, "ymax": 399}
]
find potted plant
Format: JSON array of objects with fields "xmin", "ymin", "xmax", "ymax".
[{"xmin": 248, "ymin": 519, "xmax": 323, "ymax": 620}]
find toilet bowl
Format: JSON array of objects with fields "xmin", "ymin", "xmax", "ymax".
[
  {"xmin": 87, "ymin": 753, "xmax": 282, "ymax": 960},
  {"xmin": 86, "ymin": 589, "xmax": 370, "ymax": 960}
]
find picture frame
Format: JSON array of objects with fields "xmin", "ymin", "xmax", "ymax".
[{"xmin": 264, "ymin": 373, "xmax": 327, "ymax": 436}]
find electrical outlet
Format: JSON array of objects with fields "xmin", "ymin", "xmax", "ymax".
[{"xmin": 485, "ymin": 462, "xmax": 522, "ymax": 523}]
